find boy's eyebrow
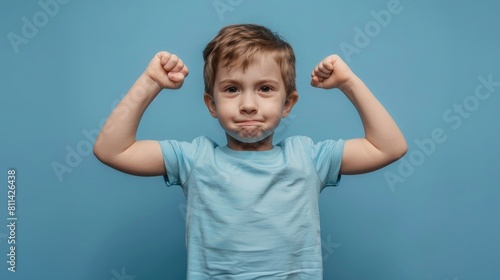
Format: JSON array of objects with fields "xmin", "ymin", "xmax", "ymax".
[{"xmin": 218, "ymin": 78, "xmax": 280, "ymax": 85}]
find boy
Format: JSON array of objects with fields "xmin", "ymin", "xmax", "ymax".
[{"xmin": 94, "ymin": 24, "xmax": 407, "ymax": 279}]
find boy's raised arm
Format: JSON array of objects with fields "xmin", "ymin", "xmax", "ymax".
[
  {"xmin": 311, "ymin": 54, "xmax": 407, "ymax": 175},
  {"xmin": 93, "ymin": 51, "xmax": 188, "ymax": 176}
]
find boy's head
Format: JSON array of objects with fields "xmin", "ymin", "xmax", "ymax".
[
  {"xmin": 203, "ymin": 24, "xmax": 296, "ymax": 97},
  {"xmin": 202, "ymin": 24, "xmax": 299, "ymax": 149}
]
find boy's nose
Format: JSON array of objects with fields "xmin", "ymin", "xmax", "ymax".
[{"xmin": 239, "ymin": 93, "xmax": 257, "ymax": 114}]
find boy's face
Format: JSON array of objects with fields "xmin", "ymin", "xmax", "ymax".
[{"xmin": 204, "ymin": 53, "xmax": 298, "ymax": 151}]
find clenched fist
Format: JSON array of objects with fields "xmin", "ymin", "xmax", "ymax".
[
  {"xmin": 144, "ymin": 51, "xmax": 189, "ymax": 90},
  {"xmin": 310, "ymin": 54, "xmax": 354, "ymax": 90}
]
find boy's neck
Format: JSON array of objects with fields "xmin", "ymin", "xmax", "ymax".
[{"xmin": 225, "ymin": 134, "xmax": 274, "ymax": 151}]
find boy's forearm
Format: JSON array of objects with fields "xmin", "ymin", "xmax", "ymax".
[
  {"xmin": 94, "ymin": 74, "xmax": 161, "ymax": 160},
  {"xmin": 339, "ymin": 75, "xmax": 407, "ymax": 157}
]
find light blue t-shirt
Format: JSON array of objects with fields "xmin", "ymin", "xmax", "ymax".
[{"xmin": 159, "ymin": 135, "xmax": 344, "ymax": 279}]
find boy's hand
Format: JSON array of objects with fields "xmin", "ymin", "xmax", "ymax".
[
  {"xmin": 144, "ymin": 51, "xmax": 189, "ymax": 90},
  {"xmin": 310, "ymin": 54, "xmax": 354, "ymax": 90}
]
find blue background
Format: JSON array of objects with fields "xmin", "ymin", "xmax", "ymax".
[{"xmin": 1, "ymin": 0, "xmax": 499, "ymax": 279}]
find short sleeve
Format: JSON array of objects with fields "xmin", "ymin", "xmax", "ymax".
[
  {"xmin": 157, "ymin": 136, "xmax": 215, "ymax": 187},
  {"xmin": 305, "ymin": 137, "xmax": 345, "ymax": 189}
]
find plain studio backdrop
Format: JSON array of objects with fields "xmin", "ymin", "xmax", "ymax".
[{"xmin": 1, "ymin": 0, "xmax": 499, "ymax": 279}]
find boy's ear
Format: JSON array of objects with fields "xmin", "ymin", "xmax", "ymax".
[
  {"xmin": 204, "ymin": 93, "xmax": 218, "ymax": 118},
  {"xmin": 282, "ymin": 91, "xmax": 298, "ymax": 117}
]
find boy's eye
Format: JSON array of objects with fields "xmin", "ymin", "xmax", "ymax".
[
  {"xmin": 260, "ymin": 86, "xmax": 271, "ymax": 92},
  {"xmin": 226, "ymin": 86, "xmax": 238, "ymax": 93}
]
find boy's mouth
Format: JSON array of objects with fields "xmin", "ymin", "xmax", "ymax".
[
  {"xmin": 235, "ymin": 119, "xmax": 263, "ymax": 125},
  {"xmin": 236, "ymin": 120, "xmax": 261, "ymax": 125}
]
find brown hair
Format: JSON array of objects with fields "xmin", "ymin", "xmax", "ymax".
[{"xmin": 203, "ymin": 24, "xmax": 296, "ymax": 96}]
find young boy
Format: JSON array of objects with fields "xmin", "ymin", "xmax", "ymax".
[{"xmin": 94, "ymin": 24, "xmax": 407, "ymax": 279}]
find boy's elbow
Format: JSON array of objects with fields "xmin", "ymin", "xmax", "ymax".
[
  {"xmin": 93, "ymin": 148, "xmax": 119, "ymax": 169},
  {"xmin": 93, "ymin": 135, "xmax": 113, "ymax": 163},
  {"xmin": 93, "ymin": 142, "xmax": 112, "ymax": 165},
  {"xmin": 379, "ymin": 138, "xmax": 408, "ymax": 165},
  {"xmin": 390, "ymin": 139, "xmax": 408, "ymax": 162},
  {"xmin": 93, "ymin": 145, "xmax": 106, "ymax": 164},
  {"xmin": 397, "ymin": 144, "xmax": 408, "ymax": 160}
]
